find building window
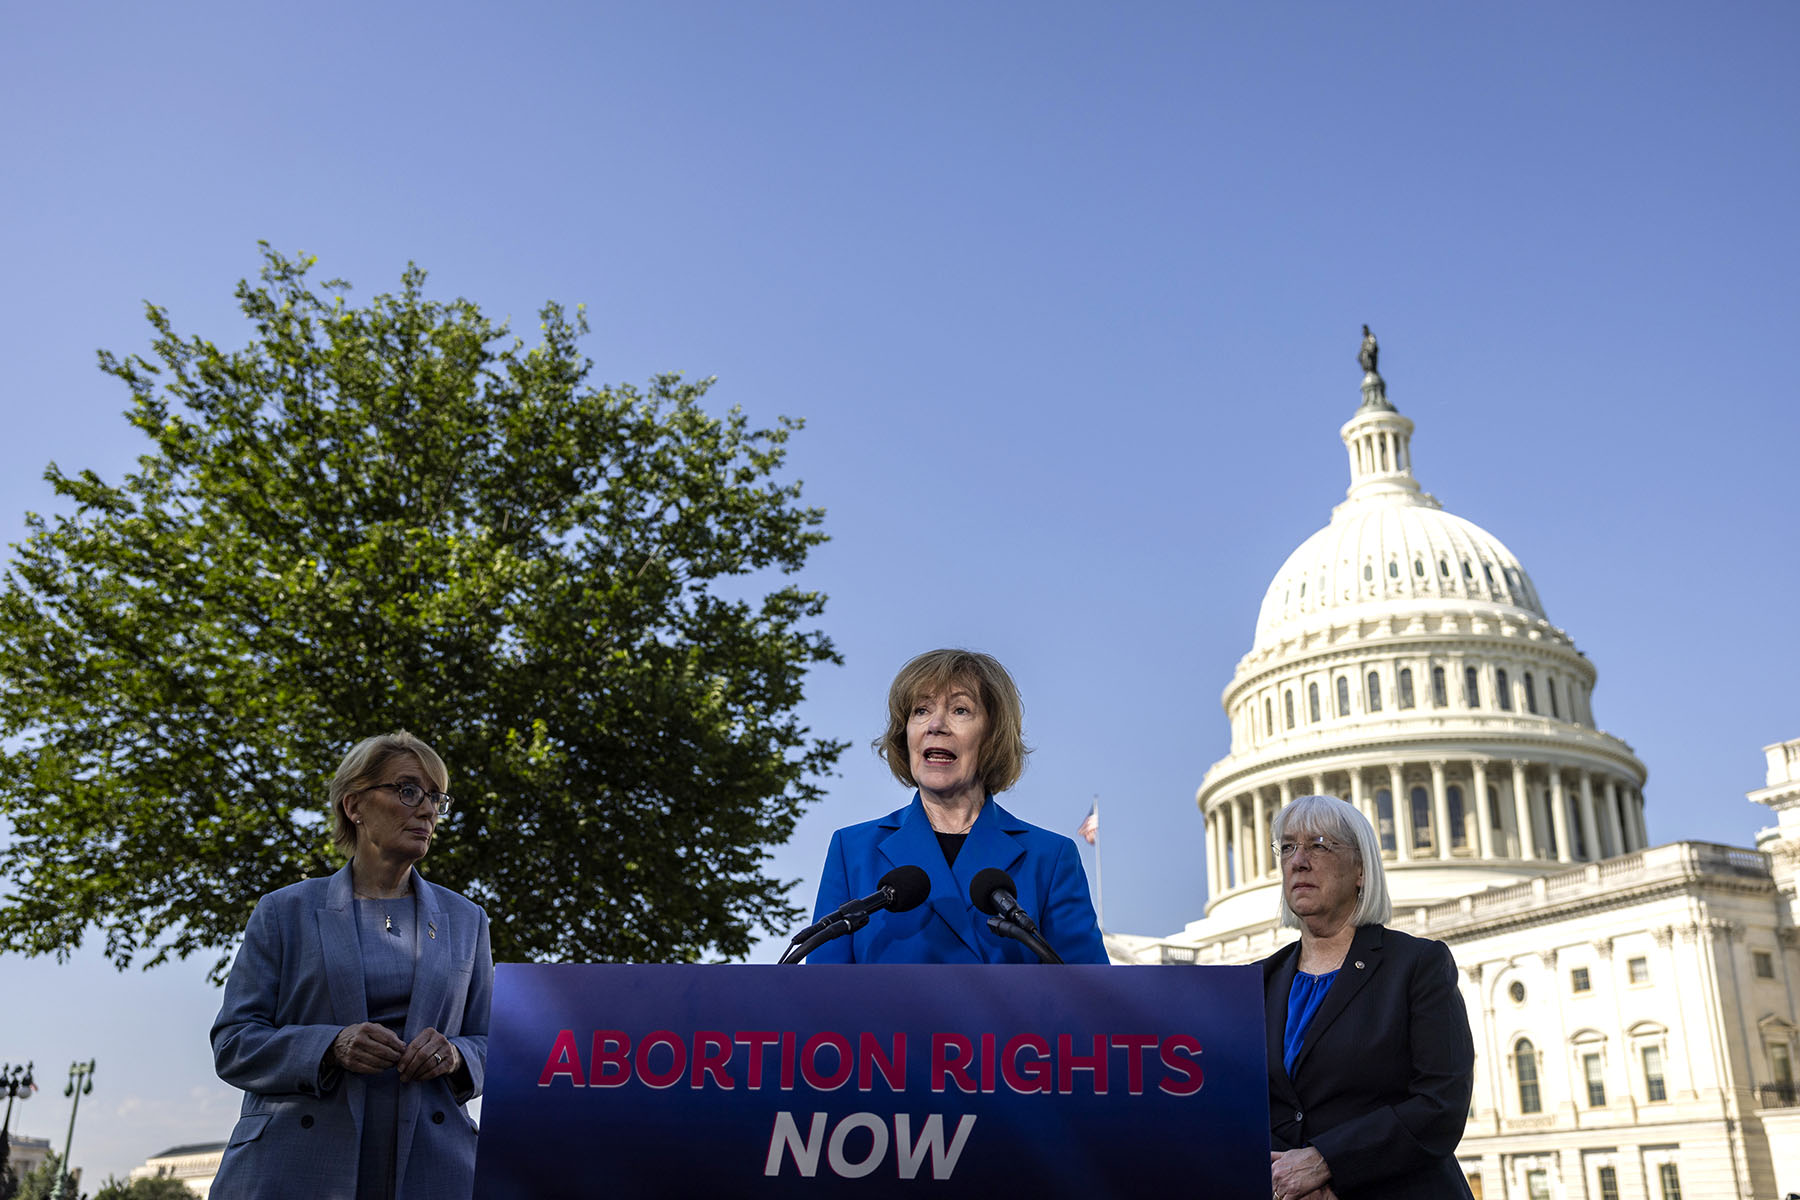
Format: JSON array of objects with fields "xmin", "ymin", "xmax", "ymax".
[
  {"xmin": 1514, "ymin": 1039, "xmax": 1541, "ymax": 1113},
  {"xmin": 1336, "ymin": 675, "xmax": 1350, "ymax": 717},
  {"xmin": 1628, "ymin": 956, "xmax": 1650, "ymax": 985},
  {"xmin": 1657, "ymin": 1162, "xmax": 1682, "ymax": 1200},
  {"xmin": 1285, "ymin": 690, "xmax": 1296, "ymax": 730},
  {"xmin": 1363, "ymin": 563, "xmax": 1373, "ymax": 582},
  {"xmin": 1431, "ymin": 666, "xmax": 1448, "ymax": 708},
  {"xmin": 1464, "ymin": 666, "xmax": 1480, "ymax": 707},
  {"xmin": 1308, "ymin": 682, "xmax": 1321, "ymax": 723},
  {"xmin": 1388, "ymin": 559, "xmax": 1399, "ymax": 578},
  {"xmin": 1753, "ymin": 950, "xmax": 1775, "ymax": 979},
  {"xmin": 1484, "ymin": 563, "xmax": 1496, "ymax": 588},
  {"xmin": 1366, "ymin": 671, "xmax": 1382, "ymax": 713},
  {"xmin": 1597, "ymin": 1165, "xmax": 1619, "ymax": 1200},
  {"xmin": 1265, "ymin": 697, "xmax": 1274, "ymax": 737},
  {"xmin": 1410, "ymin": 786, "xmax": 1431, "ymax": 850},
  {"xmin": 1439, "ymin": 558, "xmax": 1450, "ymax": 577},
  {"xmin": 1414, "ymin": 557, "xmax": 1425, "ymax": 576},
  {"xmin": 1398, "ymin": 668, "xmax": 1416, "ymax": 709},
  {"xmin": 1548, "ymin": 676, "xmax": 1560, "ymax": 718},
  {"xmin": 1770, "ymin": 1040, "xmax": 1793, "ymax": 1085},
  {"xmin": 1642, "ymin": 1045, "xmax": 1667, "ymax": 1101},
  {"xmin": 1584, "ymin": 1052, "xmax": 1606, "ymax": 1107},
  {"xmin": 1525, "ymin": 1170, "xmax": 1550, "ymax": 1200},
  {"xmin": 1509, "ymin": 981, "xmax": 1527, "ymax": 1004},
  {"xmin": 1376, "ymin": 789, "xmax": 1395, "ymax": 852},
  {"xmin": 1447, "ymin": 785, "xmax": 1466, "ymax": 849},
  {"xmin": 1524, "ymin": 672, "xmax": 1538, "ymax": 714},
  {"xmin": 1495, "ymin": 669, "xmax": 1513, "ymax": 710},
  {"xmin": 1571, "ymin": 967, "xmax": 1591, "ymax": 993}
]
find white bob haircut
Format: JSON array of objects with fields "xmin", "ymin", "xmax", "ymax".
[{"xmin": 1270, "ymin": 794, "xmax": 1393, "ymax": 929}]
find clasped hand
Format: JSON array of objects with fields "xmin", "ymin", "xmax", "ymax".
[
  {"xmin": 331, "ymin": 1022, "xmax": 459, "ymax": 1082},
  {"xmin": 1270, "ymin": 1147, "xmax": 1335, "ymax": 1200}
]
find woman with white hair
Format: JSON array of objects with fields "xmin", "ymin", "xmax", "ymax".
[{"xmin": 1263, "ymin": 795, "xmax": 1474, "ymax": 1200}]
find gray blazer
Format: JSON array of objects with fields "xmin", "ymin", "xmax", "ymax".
[{"xmin": 210, "ymin": 864, "xmax": 492, "ymax": 1199}]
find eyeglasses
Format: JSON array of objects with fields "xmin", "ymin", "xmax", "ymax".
[
  {"xmin": 367, "ymin": 782, "xmax": 454, "ymax": 814},
  {"xmin": 1273, "ymin": 836, "xmax": 1344, "ymax": 861}
]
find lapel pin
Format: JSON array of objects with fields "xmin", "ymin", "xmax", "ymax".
[
  {"xmin": 428, "ymin": 922, "xmax": 437, "ymax": 940},
  {"xmin": 1354, "ymin": 960, "xmax": 1364, "ymax": 969}
]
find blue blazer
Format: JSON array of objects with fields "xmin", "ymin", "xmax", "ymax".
[
  {"xmin": 210, "ymin": 864, "xmax": 493, "ymax": 1200},
  {"xmin": 808, "ymin": 794, "xmax": 1108, "ymax": 964},
  {"xmin": 1262, "ymin": 924, "xmax": 1474, "ymax": 1200}
]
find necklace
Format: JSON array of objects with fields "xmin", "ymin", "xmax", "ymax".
[{"xmin": 926, "ymin": 805, "xmax": 981, "ymax": 835}]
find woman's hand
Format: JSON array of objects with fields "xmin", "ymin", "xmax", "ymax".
[
  {"xmin": 1270, "ymin": 1147, "xmax": 1331, "ymax": 1199},
  {"xmin": 396, "ymin": 1026, "xmax": 461, "ymax": 1083},
  {"xmin": 330, "ymin": 1023, "xmax": 406, "ymax": 1074}
]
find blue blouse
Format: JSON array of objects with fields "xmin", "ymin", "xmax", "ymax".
[{"xmin": 1284, "ymin": 968, "xmax": 1340, "ymax": 1076}]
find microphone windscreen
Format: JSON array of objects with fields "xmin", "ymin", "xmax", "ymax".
[
  {"xmin": 969, "ymin": 867, "xmax": 1016, "ymax": 916},
  {"xmin": 878, "ymin": 865, "xmax": 931, "ymax": 912}
]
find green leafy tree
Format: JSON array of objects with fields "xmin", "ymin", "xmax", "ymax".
[
  {"xmin": 90, "ymin": 1175, "xmax": 193, "ymax": 1200},
  {"xmin": 0, "ymin": 247, "xmax": 842, "ymax": 975},
  {"xmin": 14, "ymin": 1153, "xmax": 82, "ymax": 1200}
]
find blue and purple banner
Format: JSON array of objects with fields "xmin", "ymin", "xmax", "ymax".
[{"xmin": 473, "ymin": 963, "xmax": 1267, "ymax": 1198}]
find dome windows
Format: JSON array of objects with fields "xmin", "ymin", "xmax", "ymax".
[
  {"xmin": 1496, "ymin": 669, "xmax": 1513, "ymax": 711},
  {"xmin": 1308, "ymin": 682, "xmax": 1322, "ymax": 723},
  {"xmin": 1439, "ymin": 558, "xmax": 1450, "ymax": 577},
  {"xmin": 1363, "ymin": 563, "xmax": 1373, "ymax": 582},
  {"xmin": 1414, "ymin": 557, "xmax": 1425, "ymax": 577},
  {"xmin": 1398, "ymin": 668, "xmax": 1416, "ymax": 709},
  {"xmin": 1548, "ymin": 677, "xmax": 1560, "ymax": 719},
  {"xmin": 1524, "ymin": 672, "xmax": 1539, "ymax": 715},
  {"xmin": 1285, "ymin": 690, "xmax": 1296, "ymax": 730},
  {"xmin": 1336, "ymin": 675, "xmax": 1350, "ymax": 718},
  {"xmin": 1366, "ymin": 671, "xmax": 1383, "ymax": 713},
  {"xmin": 1431, "ymin": 666, "xmax": 1448, "ymax": 708},
  {"xmin": 1387, "ymin": 559, "xmax": 1399, "ymax": 579},
  {"xmin": 1464, "ymin": 666, "xmax": 1481, "ymax": 708},
  {"xmin": 1264, "ymin": 697, "xmax": 1274, "ymax": 737}
]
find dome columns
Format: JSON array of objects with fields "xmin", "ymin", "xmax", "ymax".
[{"xmin": 1201, "ymin": 759, "xmax": 1653, "ymax": 906}]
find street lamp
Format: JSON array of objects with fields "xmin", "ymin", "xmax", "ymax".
[
  {"xmin": 1, "ymin": 1061, "xmax": 36, "ymax": 1140},
  {"xmin": 54, "ymin": 1060, "xmax": 94, "ymax": 1200}
]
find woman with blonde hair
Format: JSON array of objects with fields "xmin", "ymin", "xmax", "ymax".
[
  {"xmin": 211, "ymin": 732, "xmax": 492, "ymax": 1199},
  {"xmin": 808, "ymin": 648, "xmax": 1106, "ymax": 964}
]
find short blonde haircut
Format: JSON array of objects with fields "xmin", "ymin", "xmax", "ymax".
[
  {"xmin": 874, "ymin": 649, "xmax": 1030, "ymax": 794},
  {"xmin": 1269, "ymin": 794, "xmax": 1393, "ymax": 928},
  {"xmin": 328, "ymin": 731, "xmax": 450, "ymax": 856}
]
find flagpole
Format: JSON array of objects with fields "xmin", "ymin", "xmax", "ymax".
[{"xmin": 1092, "ymin": 794, "xmax": 1104, "ymax": 932}]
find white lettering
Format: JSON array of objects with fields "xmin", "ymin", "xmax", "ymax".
[
  {"xmin": 894, "ymin": 1113, "xmax": 977, "ymax": 1180},
  {"xmin": 826, "ymin": 1112, "xmax": 888, "ymax": 1178},
  {"xmin": 763, "ymin": 1111, "xmax": 827, "ymax": 1177}
]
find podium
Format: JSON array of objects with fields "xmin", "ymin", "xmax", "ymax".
[{"xmin": 473, "ymin": 963, "xmax": 1268, "ymax": 1198}]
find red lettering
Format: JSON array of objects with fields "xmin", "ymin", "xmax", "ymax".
[
  {"xmin": 736, "ymin": 1031, "xmax": 779, "ymax": 1090},
  {"xmin": 1057, "ymin": 1033, "xmax": 1109, "ymax": 1094},
  {"xmin": 800, "ymin": 1032, "xmax": 854, "ymax": 1091},
  {"xmin": 636, "ymin": 1030, "xmax": 687, "ymax": 1089},
  {"xmin": 1001, "ymin": 1034, "xmax": 1053, "ymax": 1094},
  {"xmin": 931, "ymin": 1033, "xmax": 977, "ymax": 1094},
  {"xmin": 780, "ymin": 1031, "xmax": 797, "ymax": 1090},
  {"xmin": 1159, "ymin": 1035, "xmax": 1204, "ymax": 1095},
  {"xmin": 592, "ymin": 1031, "xmax": 631, "ymax": 1088},
  {"xmin": 857, "ymin": 1032, "xmax": 906, "ymax": 1092},
  {"xmin": 537, "ymin": 1029, "xmax": 585, "ymax": 1087},
  {"xmin": 1111, "ymin": 1034, "xmax": 1160, "ymax": 1095},
  {"xmin": 980, "ymin": 1033, "xmax": 996, "ymax": 1093},
  {"xmin": 691, "ymin": 1030, "xmax": 735, "ymax": 1089}
]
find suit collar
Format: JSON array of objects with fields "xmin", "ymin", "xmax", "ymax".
[
  {"xmin": 879, "ymin": 794, "xmax": 1026, "ymax": 960},
  {"xmin": 1286, "ymin": 923, "xmax": 1386, "ymax": 1080}
]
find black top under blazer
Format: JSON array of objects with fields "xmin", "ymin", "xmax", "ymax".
[{"xmin": 1262, "ymin": 923, "xmax": 1475, "ymax": 1200}]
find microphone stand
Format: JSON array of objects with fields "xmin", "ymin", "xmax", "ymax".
[
  {"xmin": 985, "ymin": 915, "xmax": 1064, "ymax": 964},
  {"xmin": 777, "ymin": 911, "xmax": 871, "ymax": 965}
]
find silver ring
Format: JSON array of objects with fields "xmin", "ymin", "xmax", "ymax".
[{"xmin": 434, "ymin": 1052, "xmax": 444, "ymax": 1063}]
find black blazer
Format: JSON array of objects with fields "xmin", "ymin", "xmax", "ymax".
[{"xmin": 1263, "ymin": 924, "xmax": 1475, "ymax": 1200}]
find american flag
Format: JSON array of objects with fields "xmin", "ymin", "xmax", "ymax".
[{"xmin": 1076, "ymin": 803, "xmax": 1098, "ymax": 845}]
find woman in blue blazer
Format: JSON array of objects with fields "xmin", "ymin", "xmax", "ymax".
[
  {"xmin": 1263, "ymin": 795, "xmax": 1474, "ymax": 1200},
  {"xmin": 808, "ymin": 649, "xmax": 1106, "ymax": 965},
  {"xmin": 211, "ymin": 732, "xmax": 493, "ymax": 1200}
]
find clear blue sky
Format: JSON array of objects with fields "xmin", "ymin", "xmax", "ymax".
[{"xmin": 3, "ymin": 1, "xmax": 1795, "ymax": 1183}]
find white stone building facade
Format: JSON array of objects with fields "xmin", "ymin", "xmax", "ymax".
[{"xmin": 1110, "ymin": 351, "xmax": 1800, "ymax": 1200}]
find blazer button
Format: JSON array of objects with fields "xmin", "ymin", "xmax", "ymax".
[
  {"xmin": 1294, "ymin": 1111, "xmax": 1303, "ymax": 1123},
  {"xmin": 432, "ymin": 1111, "xmax": 445, "ymax": 1124},
  {"xmin": 300, "ymin": 1115, "xmax": 315, "ymax": 1129}
]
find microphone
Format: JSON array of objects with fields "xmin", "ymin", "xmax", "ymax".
[
  {"xmin": 778, "ymin": 865, "xmax": 931, "ymax": 964},
  {"xmin": 969, "ymin": 868, "xmax": 1064, "ymax": 965}
]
